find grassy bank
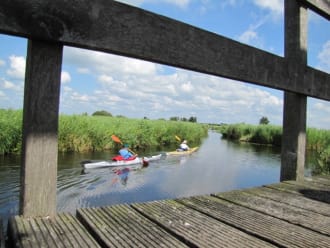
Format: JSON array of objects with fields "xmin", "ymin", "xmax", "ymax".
[
  {"xmin": 219, "ymin": 123, "xmax": 330, "ymax": 175},
  {"xmin": 0, "ymin": 109, "xmax": 208, "ymax": 154}
]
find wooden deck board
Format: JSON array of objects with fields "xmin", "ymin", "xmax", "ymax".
[
  {"xmin": 177, "ymin": 195, "xmax": 330, "ymax": 247},
  {"xmin": 7, "ymin": 176, "xmax": 330, "ymax": 248},
  {"xmin": 7, "ymin": 214, "xmax": 101, "ymax": 248},
  {"xmin": 132, "ymin": 199, "xmax": 276, "ymax": 247},
  {"xmin": 242, "ymin": 186, "xmax": 330, "ymax": 216},
  {"xmin": 266, "ymin": 180, "xmax": 330, "ymax": 203},
  {"xmin": 215, "ymin": 189, "xmax": 330, "ymax": 235},
  {"xmin": 77, "ymin": 204, "xmax": 189, "ymax": 247}
]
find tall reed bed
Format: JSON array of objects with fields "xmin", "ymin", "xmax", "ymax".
[
  {"xmin": 220, "ymin": 123, "xmax": 330, "ymax": 175},
  {"xmin": 59, "ymin": 115, "xmax": 207, "ymax": 152},
  {"xmin": 0, "ymin": 109, "xmax": 23, "ymax": 154},
  {"xmin": 0, "ymin": 109, "xmax": 208, "ymax": 154},
  {"xmin": 221, "ymin": 123, "xmax": 282, "ymax": 146}
]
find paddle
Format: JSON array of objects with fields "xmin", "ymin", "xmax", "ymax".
[
  {"xmin": 111, "ymin": 135, "xmax": 148, "ymax": 166},
  {"xmin": 175, "ymin": 135, "xmax": 181, "ymax": 142},
  {"xmin": 111, "ymin": 135, "xmax": 137, "ymax": 155}
]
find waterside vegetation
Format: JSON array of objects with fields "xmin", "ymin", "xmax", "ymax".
[
  {"xmin": 218, "ymin": 123, "xmax": 330, "ymax": 175},
  {"xmin": 0, "ymin": 109, "xmax": 207, "ymax": 155}
]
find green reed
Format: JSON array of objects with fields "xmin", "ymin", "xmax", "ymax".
[
  {"xmin": 220, "ymin": 123, "xmax": 330, "ymax": 175},
  {"xmin": 0, "ymin": 109, "xmax": 207, "ymax": 154}
]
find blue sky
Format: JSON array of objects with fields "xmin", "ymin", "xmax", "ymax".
[{"xmin": 0, "ymin": 0, "xmax": 329, "ymax": 128}]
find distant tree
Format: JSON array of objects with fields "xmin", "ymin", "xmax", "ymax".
[
  {"xmin": 188, "ymin": 116, "xmax": 197, "ymax": 123},
  {"xmin": 259, "ymin": 116, "xmax": 269, "ymax": 125},
  {"xmin": 92, "ymin": 110, "xmax": 112, "ymax": 117},
  {"xmin": 181, "ymin": 117, "xmax": 188, "ymax": 122},
  {"xmin": 143, "ymin": 116, "xmax": 148, "ymax": 119},
  {"xmin": 170, "ymin": 116, "xmax": 179, "ymax": 121},
  {"xmin": 81, "ymin": 112, "xmax": 88, "ymax": 116}
]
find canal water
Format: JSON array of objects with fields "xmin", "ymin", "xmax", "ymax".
[{"xmin": 0, "ymin": 131, "xmax": 282, "ymax": 233}]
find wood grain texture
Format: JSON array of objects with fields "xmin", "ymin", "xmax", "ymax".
[{"xmin": 0, "ymin": 0, "xmax": 329, "ymax": 100}]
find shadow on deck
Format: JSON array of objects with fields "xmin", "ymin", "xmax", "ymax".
[{"xmin": 6, "ymin": 176, "xmax": 330, "ymax": 247}]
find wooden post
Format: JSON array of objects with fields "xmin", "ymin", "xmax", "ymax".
[
  {"xmin": 281, "ymin": 0, "xmax": 307, "ymax": 182},
  {"xmin": 20, "ymin": 39, "xmax": 63, "ymax": 217}
]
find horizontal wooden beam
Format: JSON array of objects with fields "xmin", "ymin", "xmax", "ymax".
[
  {"xmin": 0, "ymin": 0, "xmax": 329, "ymax": 100},
  {"xmin": 298, "ymin": 0, "xmax": 330, "ymax": 19}
]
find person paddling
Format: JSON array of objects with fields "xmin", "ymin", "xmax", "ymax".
[
  {"xmin": 119, "ymin": 144, "xmax": 135, "ymax": 160},
  {"xmin": 179, "ymin": 140, "xmax": 190, "ymax": 151}
]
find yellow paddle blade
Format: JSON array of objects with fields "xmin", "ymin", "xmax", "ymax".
[{"xmin": 175, "ymin": 135, "xmax": 181, "ymax": 141}]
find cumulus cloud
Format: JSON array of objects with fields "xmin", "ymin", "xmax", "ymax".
[
  {"xmin": 253, "ymin": 0, "xmax": 283, "ymax": 16},
  {"xmin": 238, "ymin": 30, "xmax": 258, "ymax": 44},
  {"xmin": 61, "ymin": 71, "xmax": 71, "ymax": 84},
  {"xmin": 1, "ymin": 79, "xmax": 21, "ymax": 91},
  {"xmin": 317, "ymin": 40, "xmax": 330, "ymax": 73},
  {"xmin": 64, "ymin": 47, "xmax": 158, "ymax": 78},
  {"xmin": 6, "ymin": 55, "xmax": 25, "ymax": 79}
]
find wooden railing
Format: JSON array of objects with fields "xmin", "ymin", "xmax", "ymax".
[{"xmin": 0, "ymin": 0, "xmax": 329, "ymax": 217}]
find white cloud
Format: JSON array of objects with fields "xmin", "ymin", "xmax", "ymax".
[
  {"xmin": 98, "ymin": 74, "xmax": 114, "ymax": 84},
  {"xmin": 61, "ymin": 71, "xmax": 71, "ymax": 84},
  {"xmin": 1, "ymin": 79, "xmax": 21, "ymax": 91},
  {"xmin": 71, "ymin": 92, "xmax": 92, "ymax": 102},
  {"xmin": 0, "ymin": 59, "xmax": 5, "ymax": 67},
  {"xmin": 317, "ymin": 40, "xmax": 330, "ymax": 73},
  {"xmin": 181, "ymin": 81, "xmax": 194, "ymax": 93},
  {"xmin": 238, "ymin": 30, "xmax": 258, "ymax": 44},
  {"xmin": 64, "ymin": 47, "xmax": 158, "ymax": 77},
  {"xmin": 6, "ymin": 55, "xmax": 25, "ymax": 79},
  {"xmin": 253, "ymin": 0, "xmax": 283, "ymax": 16},
  {"xmin": 307, "ymin": 99, "xmax": 330, "ymax": 129}
]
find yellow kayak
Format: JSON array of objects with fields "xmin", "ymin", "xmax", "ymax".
[{"xmin": 166, "ymin": 147, "xmax": 199, "ymax": 155}]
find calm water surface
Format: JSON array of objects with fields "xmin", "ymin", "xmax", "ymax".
[{"xmin": 0, "ymin": 131, "xmax": 282, "ymax": 231}]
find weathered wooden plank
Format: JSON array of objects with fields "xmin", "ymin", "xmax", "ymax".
[
  {"xmin": 242, "ymin": 186, "xmax": 330, "ymax": 216},
  {"xmin": 266, "ymin": 181, "xmax": 330, "ymax": 203},
  {"xmin": 77, "ymin": 205, "xmax": 188, "ymax": 247},
  {"xmin": 298, "ymin": 0, "xmax": 330, "ymax": 19},
  {"xmin": 285, "ymin": 179, "xmax": 330, "ymax": 192},
  {"xmin": 310, "ymin": 175, "xmax": 330, "ymax": 186},
  {"xmin": 0, "ymin": 0, "xmax": 329, "ymax": 100},
  {"xmin": 177, "ymin": 195, "xmax": 330, "ymax": 247},
  {"xmin": 7, "ymin": 214, "xmax": 100, "ymax": 248},
  {"xmin": 132, "ymin": 200, "xmax": 276, "ymax": 247},
  {"xmin": 19, "ymin": 39, "xmax": 63, "ymax": 217},
  {"xmin": 215, "ymin": 189, "xmax": 330, "ymax": 235},
  {"xmin": 281, "ymin": 0, "xmax": 308, "ymax": 182}
]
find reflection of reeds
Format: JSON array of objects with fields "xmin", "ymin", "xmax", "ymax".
[
  {"xmin": 219, "ymin": 123, "xmax": 330, "ymax": 175},
  {"xmin": 0, "ymin": 109, "xmax": 207, "ymax": 154}
]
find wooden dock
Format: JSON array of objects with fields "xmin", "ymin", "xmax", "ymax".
[{"xmin": 6, "ymin": 176, "xmax": 330, "ymax": 247}]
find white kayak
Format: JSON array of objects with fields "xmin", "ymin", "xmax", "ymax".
[{"xmin": 81, "ymin": 154, "xmax": 162, "ymax": 169}]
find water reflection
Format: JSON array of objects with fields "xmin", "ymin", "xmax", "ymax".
[{"xmin": 1, "ymin": 131, "xmax": 284, "ymax": 233}]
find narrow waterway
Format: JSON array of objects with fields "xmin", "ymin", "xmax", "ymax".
[{"xmin": 0, "ymin": 131, "xmax": 282, "ymax": 233}]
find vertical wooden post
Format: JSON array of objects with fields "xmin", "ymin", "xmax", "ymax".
[
  {"xmin": 281, "ymin": 0, "xmax": 307, "ymax": 182},
  {"xmin": 20, "ymin": 39, "xmax": 63, "ymax": 217}
]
